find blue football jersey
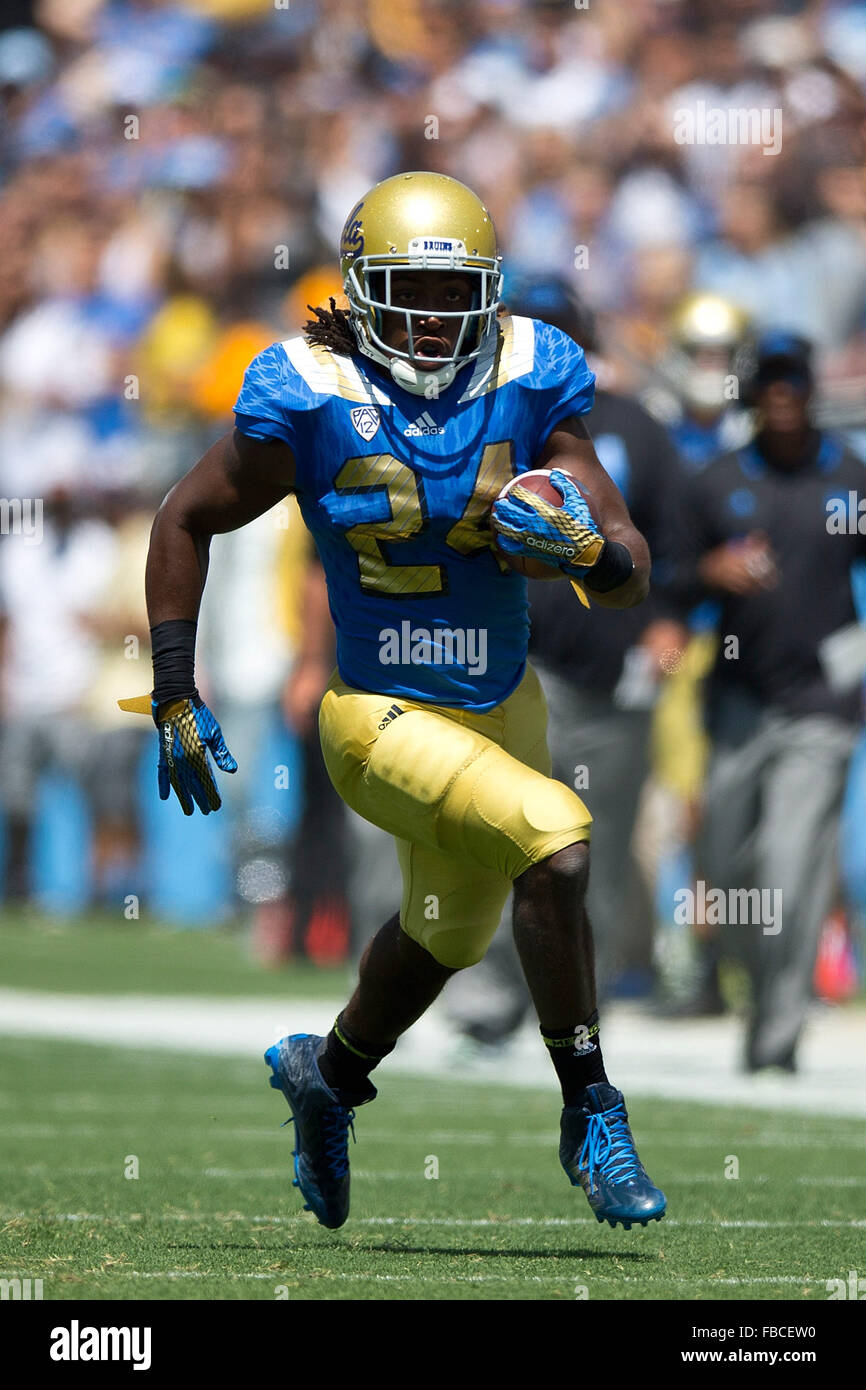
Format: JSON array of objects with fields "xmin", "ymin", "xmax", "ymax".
[{"xmin": 234, "ymin": 315, "xmax": 594, "ymax": 711}]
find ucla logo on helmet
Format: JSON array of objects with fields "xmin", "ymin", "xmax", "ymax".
[{"xmin": 341, "ymin": 200, "xmax": 365, "ymax": 260}]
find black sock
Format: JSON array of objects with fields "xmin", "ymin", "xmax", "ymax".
[
  {"xmin": 318, "ymin": 1012, "xmax": 394, "ymax": 1097},
  {"xmin": 540, "ymin": 1011, "xmax": 608, "ymax": 1106}
]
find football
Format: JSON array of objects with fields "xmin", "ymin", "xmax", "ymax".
[{"xmin": 492, "ymin": 468, "xmax": 598, "ymax": 580}]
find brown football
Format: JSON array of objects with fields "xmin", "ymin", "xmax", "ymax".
[{"xmin": 493, "ymin": 469, "xmax": 597, "ymax": 580}]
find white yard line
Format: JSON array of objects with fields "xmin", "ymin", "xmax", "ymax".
[
  {"xmin": 5, "ymin": 1211, "xmax": 864, "ymax": 1230},
  {"xmin": 1, "ymin": 987, "xmax": 864, "ymax": 1118},
  {"xmin": 14, "ymin": 1164, "xmax": 866, "ymax": 1186},
  {"xmin": 6, "ymin": 1123, "xmax": 866, "ymax": 1148},
  {"xmin": 71, "ymin": 1271, "xmax": 828, "ymax": 1287}
]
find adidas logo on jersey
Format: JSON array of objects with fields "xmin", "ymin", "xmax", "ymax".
[{"xmin": 403, "ymin": 412, "xmax": 444, "ymax": 437}]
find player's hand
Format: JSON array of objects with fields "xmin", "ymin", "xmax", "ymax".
[
  {"xmin": 490, "ymin": 467, "xmax": 606, "ymax": 574},
  {"xmin": 154, "ymin": 695, "xmax": 237, "ymax": 815},
  {"xmin": 118, "ymin": 692, "xmax": 237, "ymax": 815},
  {"xmin": 698, "ymin": 532, "xmax": 779, "ymax": 595}
]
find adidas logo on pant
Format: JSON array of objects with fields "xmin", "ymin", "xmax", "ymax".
[{"xmin": 377, "ymin": 704, "xmax": 404, "ymax": 731}]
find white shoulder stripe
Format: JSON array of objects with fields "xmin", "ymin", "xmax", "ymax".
[
  {"xmin": 458, "ymin": 314, "xmax": 536, "ymax": 402},
  {"xmin": 509, "ymin": 314, "xmax": 537, "ymax": 374},
  {"xmin": 280, "ymin": 336, "xmax": 388, "ymax": 404},
  {"xmin": 280, "ymin": 336, "xmax": 358, "ymax": 393}
]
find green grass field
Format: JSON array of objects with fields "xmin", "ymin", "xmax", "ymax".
[
  {"xmin": 0, "ymin": 914, "xmax": 351, "ymax": 999},
  {"xmin": 1, "ymin": 1035, "xmax": 863, "ymax": 1301}
]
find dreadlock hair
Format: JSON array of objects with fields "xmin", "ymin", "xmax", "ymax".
[
  {"xmin": 303, "ymin": 297, "xmax": 358, "ymax": 356},
  {"xmin": 302, "ymin": 296, "xmax": 509, "ymax": 359}
]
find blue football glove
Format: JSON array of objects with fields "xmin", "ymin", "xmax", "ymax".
[
  {"xmin": 491, "ymin": 468, "xmax": 606, "ymax": 576},
  {"xmin": 154, "ymin": 695, "xmax": 237, "ymax": 815},
  {"xmin": 118, "ymin": 692, "xmax": 237, "ymax": 815}
]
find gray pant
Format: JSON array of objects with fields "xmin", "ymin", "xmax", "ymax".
[
  {"xmin": 0, "ymin": 716, "xmax": 145, "ymax": 823},
  {"xmin": 543, "ymin": 669, "xmax": 654, "ymax": 983},
  {"xmin": 699, "ymin": 708, "xmax": 858, "ymax": 1066},
  {"xmin": 445, "ymin": 666, "xmax": 654, "ymax": 1036}
]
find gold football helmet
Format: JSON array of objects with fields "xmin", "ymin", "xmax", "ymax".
[
  {"xmin": 668, "ymin": 293, "xmax": 751, "ymax": 413},
  {"xmin": 339, "ymin": 171, "xmax": 502, "ymax": 394}
]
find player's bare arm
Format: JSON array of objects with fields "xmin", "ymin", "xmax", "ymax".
[
  {"xmin": 124, "ymin": 429, "xmax": 296, "ymax": 816},
  {"xmin": 146, "ymin": 428, "xmax": 296, "ymax": 626},
  {"xmin": 537, "ymin": 415, "xmax": 651, "ymax": 609}
]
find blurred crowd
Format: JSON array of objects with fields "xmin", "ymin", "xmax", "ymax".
[{"xmin": 0, "ymin": 0, "xmax": 865, "ymax": 1044}]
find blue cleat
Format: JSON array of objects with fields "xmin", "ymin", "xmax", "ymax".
[
  {"xmin": 264, "ymin": 1033, "xmax": 376, "ymax": 1230},
  {"xmin": 560, "ymin": 1083, "xmax": 666, "ymax": 1230}
]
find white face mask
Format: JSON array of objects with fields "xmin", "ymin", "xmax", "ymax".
[
  {"xmin": 346, "ymin": 256, "xmax": 503, "ymax": 385},
  {"xmin": 682, "ymin": 366, "xmax": 731, "ymax": 412}
]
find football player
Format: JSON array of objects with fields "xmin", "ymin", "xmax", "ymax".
[
  {"xmin": 134, "ymin": 171, "xmax": 666, "ymax": 1232},
  {"xmin": 649, "ymin": 291, "xmax": 754, "ymax": 472}
]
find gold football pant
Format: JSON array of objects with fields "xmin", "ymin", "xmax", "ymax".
[{"xmin": 319, "ymin": 663, "xmax": 592, "ymax": 968}]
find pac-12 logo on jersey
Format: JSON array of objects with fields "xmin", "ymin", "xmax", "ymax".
[{"xmin": 350, "ymin": 405, "xmax": 380, "ymax": 441}]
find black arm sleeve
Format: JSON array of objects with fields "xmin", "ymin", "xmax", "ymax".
[{"xmin": 150, "ymin": 619, "xmax": 198, "ymax": 704}]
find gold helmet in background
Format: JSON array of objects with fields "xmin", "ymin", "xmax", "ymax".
[
  {"xmin": 668, "ymin": 292, "xmax": 751, "ymax": 413},
  {"xmin": 339, "ymin": 171, "xmax": 503, "ymax": 395}
]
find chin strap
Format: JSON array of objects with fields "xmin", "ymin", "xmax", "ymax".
[{"xmin": 389, "ymin": 357, "xmax": 457, "ymax": 395}]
